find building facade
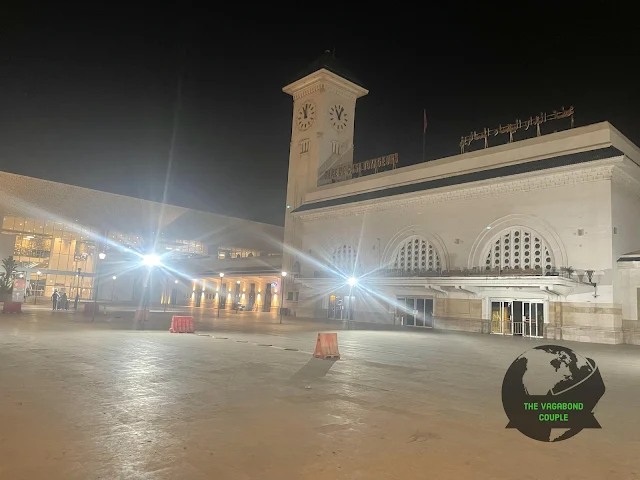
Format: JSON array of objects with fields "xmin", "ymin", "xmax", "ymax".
[
  {"xmin": 281, "ymin": 55, "xmax": 640, "ymax": 345},
  {"xmin": 0, "ymin": 172, "xmax": 284, "ymax": 310}
]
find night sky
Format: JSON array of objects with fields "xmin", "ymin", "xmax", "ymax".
[{"xmin": 2, "ymin": 8, "xmax": 638, "ymax": 226}]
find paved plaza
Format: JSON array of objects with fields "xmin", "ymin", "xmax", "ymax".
[{"xmin": 1, "ymin": 307, "xmax": 640, "ymax": 479}]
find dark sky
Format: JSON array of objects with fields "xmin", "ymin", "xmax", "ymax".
[{"xmin": 2, "ymin": 7, "xmax": 638, "ymax": 226}]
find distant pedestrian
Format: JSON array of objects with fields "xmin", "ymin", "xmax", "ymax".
[
  {"xmin": 51, "ymin": 289, "xmax": 59, "ymax": 310},
  {"xmin": 60, "ymin": 292, "xmax": 68, "ymax": 310},
  {"xmin": 74, "ymin": 294, "xmax": 79, "ymax": 311}
]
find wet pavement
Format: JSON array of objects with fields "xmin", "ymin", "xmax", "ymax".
[{"xmin": 1, "ymin": 307, "xmax": 640, "ymax": 479}]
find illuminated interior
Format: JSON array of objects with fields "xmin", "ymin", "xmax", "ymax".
[{"xmin": 2, "ymin": 216, "xmax": 98, "ymax": 298}]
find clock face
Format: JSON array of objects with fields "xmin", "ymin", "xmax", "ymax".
[
  {"xmin": 296, "ymin": 102, "xmax": 316, "ymax": 131},
  {"xmin": 329, "ymin": 104, "xmax": 348, "ymax": 131}
]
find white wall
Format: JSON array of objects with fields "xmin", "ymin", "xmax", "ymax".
[
  {"xmin": 301, "ymin": 179, "xmax": 613, "ymax": 286},
  {"xmin": 612, "ymin": 177, "xmax": 640, "ymax": 319}
]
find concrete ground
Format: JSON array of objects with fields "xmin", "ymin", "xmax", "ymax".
[{"xmin": 1, "ymin": 307, "xmax": 640, "ymax": 480}]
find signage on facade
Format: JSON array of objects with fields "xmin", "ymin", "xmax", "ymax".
[
  {"xmin": 459, "ymin": 106, "xmax": 575, "ymax": 153},
  {"xmin": 12, "ymin": 278, "xmax": 26, "ymax": 302},
  {"xmin": 322, "ymin": 153, "xmax": 399, "ymax": 182}
]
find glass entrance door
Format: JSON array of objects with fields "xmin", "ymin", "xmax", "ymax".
[
  {"xmin": 396, "ymin": 297, "xmax": 433, "ymax": 327},
  {"xmin": 491, "ymin": 301, "xmax": 512, "ymax": 334},
  {"xmin": 522, "ymin": 302, "xmax": 544, "ymax": 338},
  {"xmin": 491, "ymin": 300, "xmax": 544, "ymax": 337},
  {"xmin": 328, "ymin": 295, "xmax": 354, "ymax": 320},
  {"xmin": 328, "ymin": 295, "xmax": 344, "ymax": 320}
]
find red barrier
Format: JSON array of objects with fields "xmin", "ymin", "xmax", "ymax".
[
  {"xmin": 313, "ymin": 332, "xmax": 340, "ymax": 360},
  {"xmin": 169, "ymin": 315, "xmax": 195, "ymax": 333},
  {"xmin": 2, "ymin": 302, "xmax": 22, "ymax": 314}
]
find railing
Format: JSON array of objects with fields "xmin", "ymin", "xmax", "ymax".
[
  {"xmin": 491, "ymin": 320, "xmax": 543, "ymax": 337},
  {"xmin": 491, "ymin": 320, "xmax": 524, "ymax": 335},
  {"xmin": 312, "ymin": 267, "xmax": 575, "ymax": 279}
]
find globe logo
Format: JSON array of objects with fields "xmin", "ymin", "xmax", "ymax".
[{"xmin": 501, "ymin": 345, "xmax": 605, "ymax": 442}]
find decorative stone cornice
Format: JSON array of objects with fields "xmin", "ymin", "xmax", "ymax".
[
  {"xmin": 612, "ymin": 164, "xmax": 640, "ymax": 198},
  {"xmin": 293, "ymin": 82, "xmax": 325, "ymax": 100},
  {"xmin": 324, "ymin": 83, "xmax": 357, "ymax": 103},
  {"xmin": 297, "ymin": 163, "xmax": 617, "ymax": 222},
  {"xmin": 293, "ymin": 81, "xmax": 357, "ymax": 102}
]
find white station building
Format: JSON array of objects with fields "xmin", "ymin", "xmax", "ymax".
[{"xmin": 281, "ymin": 52, "xmax": 640, "ymax": 345}]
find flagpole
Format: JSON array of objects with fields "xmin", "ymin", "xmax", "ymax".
[{"xmin": 422, "ymin": 108, "xmax": 426, "ymax": 163}]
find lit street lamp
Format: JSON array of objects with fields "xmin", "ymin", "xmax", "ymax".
[
  {"xmin": 280, "ymin": 271, "xmax": 287, "ymax": 324},
  {"xmin": 218, "ymin": 272, "xmax": 224, "ymax": 318},
  {"xmin": 141, "ymin": 253, "xmax": 161, "ymax": 267},
  {"xmin": 92, "ymin": 252, "xmax": 106, "ymax": 322},
  {"xmin": 35, "ymin": 271, "xmax": 41, "ymax": 305},
  {"xmin": 111, "ymin": 276, "xmax": 116, "ymax": 301}
]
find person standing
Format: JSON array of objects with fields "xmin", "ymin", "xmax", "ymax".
[
  {"xmin": 51, "ymin": 289, "xmax": 59, "ymax": 311},
  {"xmin": 60, "ymin": 292, "xmax": 68, "ymax": 310},
  {"xmin": 74, "ymin": 294, "xmax": 79, "ymax": 311}
]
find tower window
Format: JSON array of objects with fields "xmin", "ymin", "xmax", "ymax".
[
  {"xmin": 299, "ymin": 139, "xmax": 310, "ymax": 154},
  {"xmin": 331, "ymin": 141, "xmax": 341, "ymax": 155}
]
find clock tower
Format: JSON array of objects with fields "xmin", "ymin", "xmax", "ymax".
[{"xmin": 281, "ymin": 52, "xmax": 368, "ymax": 292}]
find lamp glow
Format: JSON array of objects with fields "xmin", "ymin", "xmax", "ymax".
[
  {"xmin": 98, "ymin": 252, "xmax": 106, "ymax": 260},
  {"xmin": 174, "ymin": 279, "xmax": 179, "ymax": 283},
  {"xmin": 219, "ymin": 272, "xmax": 224, "ymax": 278},
  {"xmin": 112, "ymin": 276, "xmax": 117, "ymax": 280},
  {"xmin": 347, "ymin": 277, "xmax": 357, "ymax": 286},
  {"xmin": 282, "ymin": 271, "xmax": 287, "ymax": 277},
  {"xmin": 37, "ymin": 271, "xmax": 41, "ymax": 275},
  {"xmin": 141, "ymin": 253, "xmax": 161, "ymax": 267}
]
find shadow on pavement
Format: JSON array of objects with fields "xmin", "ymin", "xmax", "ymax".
[{"xmin": 289, "ymin": 357, "xmax": 338, "ymax": 385}]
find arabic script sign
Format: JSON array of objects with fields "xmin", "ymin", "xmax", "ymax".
[{"xmin": 460, "ymin": 106, "xmax": 575, "ymax": 153}]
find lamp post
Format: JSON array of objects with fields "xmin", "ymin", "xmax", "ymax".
[
  {"xmin": 347, "ymin": 277, "xmax": 357, "ymax": 329},
  {"xmin": 111, "ymin": 276, "xmax": 116, "ymax": 301},
  {"xmin": 165, "ymin": 278, "xmax": 178, "ymax": 312},
  {"xmin": 163, "ymin": 276, "xmax": 168, "ymax": 313},
  {"xmin": 218, "ymin": 272, "xmax": 224, "ymax": 318},
  {"xmin": 280, "ymin": 271, "xmax": 287, "ymax": 324},
  {"xmin": 34, "ymin": 271, "xmax": 41, "ymax": 305},
  {"xmin": 92, "ymin": 252, "xmax": 107, "ymax": 322},
  {"xmin": 236, "ymin": 280, "xmax": 241, "ymax": 313},
  {"xmin": 140, "ymin": 254, "xmax": 160, "ymax": 314}
]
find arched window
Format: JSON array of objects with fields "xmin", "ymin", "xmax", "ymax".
[
  {"xmin": 393, "ymin": 236, "xmax": 441, "ymax": 273},
  {"xmin": 331, "ymin": 245, "xmax": 358, "ymax": 273},
  {"xmin": 484, "ymin": 228, "xmax": 554, "ymax": 271}
]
